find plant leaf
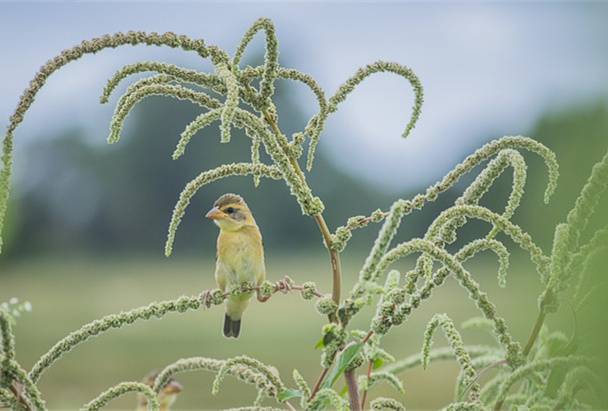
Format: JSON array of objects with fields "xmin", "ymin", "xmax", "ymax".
[
  {"xmin": 321, "ymin": 342, "xmax": 363, "ymax": 389},
  {"xmin": 277, "ymin": 388, "xmax": 302, "ymax": 402},
  {"xmin": 315, "ymin": 336, "xmax": 325, "ymax": 349}
]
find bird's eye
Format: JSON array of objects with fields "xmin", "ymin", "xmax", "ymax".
[{"xmin": 225, "ymin": 207, "xmax": 235, "ymax": 214}]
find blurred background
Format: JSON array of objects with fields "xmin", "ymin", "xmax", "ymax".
[{"xmin": 1, "ymin": 1, "xmax": 607, "ymax": 410}]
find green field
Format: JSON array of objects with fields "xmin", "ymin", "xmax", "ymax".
[{"xmin": 2, "ymin": 251, "xmax": 548, "ymax": 410}]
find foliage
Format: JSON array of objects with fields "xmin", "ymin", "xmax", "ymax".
[{"xmin": 1, "ymin": 17, "xmax": 607, "ymax": 410}]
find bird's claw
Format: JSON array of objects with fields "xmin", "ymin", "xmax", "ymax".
[
  {"xmin": 274, "ymin": 276, "xmax": 294, "ymax": 294},
  {"xmin": 200, "ymin": 290, "xmax": 213, "ymax": 308}
]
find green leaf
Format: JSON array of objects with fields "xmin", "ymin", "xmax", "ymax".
[
  {"xmin": 315, "ymin": 336, "xmax": 325, "ymax": 349},
  {"xmin": 321, "ymin": 342, "xmax": 363, "ymax": 389},
  {"xmin": 277, "ymin": 388, "xmax": 302, "ymax": 402},
  {"xmin": 339, "ymin": 385, "xmax": 348, "ymax": 397},
  {"xmin": 372, "ymin": 357, "xmax": 384, "ymax": 370}
]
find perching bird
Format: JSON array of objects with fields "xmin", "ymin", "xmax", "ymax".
[
  {"xmin": 136, "ymin": 370, "xmax": 183, "ymax": 411},
  {"xmin": 206, "ymin": 193, "xmax": 266, "ymax": 338}
]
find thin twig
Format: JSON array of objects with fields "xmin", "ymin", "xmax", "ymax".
[
  {"xmin": 361, "ymin": 330, "xmax": 374, "ymax": 345},
  {"xmin": 457, "ymin": 359, "xmax": 507, "ymax": 402},
  {"xmin": 9, "ymin": 381, "xmax": 32, "ymax": 411},
  {"xmin": 360, "ymin": 360, "xmax": 374, "ymax": 410},
  {"xmin": 308, "ymin": 367, "xmax": 330, "ymax": 401},
  {"xmin": 254, "ymin": 278, "xmax": 325, "ymax": 302},
  {"xmin": 523, "ymin": 309, "xmax": 546, "ymax": 357}
]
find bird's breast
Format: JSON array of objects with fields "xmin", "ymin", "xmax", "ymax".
[{"xmin": 215, "ymin": 229, "xmax": 265, "ymax": 291}]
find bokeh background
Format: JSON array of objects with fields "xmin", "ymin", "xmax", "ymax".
[{"xmin": 1, "ymin": 1, "xmax": 608, "ymax": 410}]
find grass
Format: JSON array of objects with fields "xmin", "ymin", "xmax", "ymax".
[{"xmin": 1, "ymin": 249, "xmax": 548, "ymax": 410}]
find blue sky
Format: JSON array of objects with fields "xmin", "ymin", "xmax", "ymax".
[{"xmin": 1, "ymin": 1, "xmax": 608, "ymax": 192}]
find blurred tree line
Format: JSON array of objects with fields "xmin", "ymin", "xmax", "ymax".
[
  {"xmin": 0, "ymin": 79, "xmax": 399, "ymax": 260},
  {"xmin": 491, "ymin": 101, "xmax": 608, "ymax": 251},
  {"xmin": 1, "ymin": 71, "xmax": 607, "ymax": 263}
]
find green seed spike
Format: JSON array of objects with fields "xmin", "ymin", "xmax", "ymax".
[
  {"xmin": 101, "ymin": 61, "xmax": 225, "ymax": 104},
  {"xmin": 165, "ymin": 163, "xmax": 282, "ymax": 256},
  {"xmin": 81, "ymin": 382, "xmax": 159, "ymax": 411},
  {"xmin": 0, "ymin": 30, "xmax": 211, "ymax": 252},
  {"xmin": 422, "ymin": 313, "xmax": 478, "ymax": 399},
  {"xmin": 232, "ymin": 17, "xmax": 279, "ymax": 108},
  {"xmin": 108, "ymin": 82, "xmax": 221, "ymax": 144},
  {"xmin": 212, "ymin": 356, "xmax": 285, "ymax": 397},
  {"xmin": 328, "ymin": 61, "xmax": 423, "ymax": 139}
]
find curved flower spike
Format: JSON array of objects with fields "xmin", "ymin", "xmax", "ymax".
[
  {"xmin": 81, "ymin": 382, "xmax": 158, "ymax": 411},
  {"xmin": 165, "ymin": 163, "xmax": 282, "ymax": 256},
  {"xmin": 422, "ymin": 313, "xmax": 478, "ymax": 399},
  {"xmin": 29, "ymin": 295, "xmax": 203, "ymax": 383},
  {"xmin": 0, "ymin": 31, "xmax": 211, "ymax": 251},
  {"xmin": 215, "ymin": 61, "xmax": 240, "ymax": 143},
  {"xmin": 232, "ymin": 17, "xmax": 279, "ymax": 109},
  {"xmin": 370, "ymin": 397, "xmax": 406, "ymax": 411},
  {"xmin": 100, "ymin": 61, "xmax": 226, "ymax": 104},
  {"xmin": 356, "ymin": 136, "xmax": 557, "ymax": 288},
  {"xmin": 212, "ymin": 356, "xmax": 285, "ymax": 398},
  {"xmin": 328, "ymin": 61, "xmax": 424, "ymax": 139},
  {"xmin": 376, "ymin": 238, "xmax": 524, "ymax": 367},
  {"xmin": 108, "ymin": 81, "xmax": 221, "ymax": 144}
]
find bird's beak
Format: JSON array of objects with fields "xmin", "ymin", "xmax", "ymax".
[
  {"xmin": 163, "ymin": 380, "xmax": 183, "ymax": 394},
  {"xmin": 205, "ymin": 206, "xmax": 225, "ymax": 220}
]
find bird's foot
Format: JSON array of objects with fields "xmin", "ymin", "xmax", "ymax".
[
  {"xmin": 199, "ymin": 290, "xmax": 213, "ymax": 308},
  {"xmin": 275, "ymin": 276, "xmax": 294, "ymax": 294}
]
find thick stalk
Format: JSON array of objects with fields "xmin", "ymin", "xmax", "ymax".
[
  {"xmin": 344, "ymin": 369, "xmax": 361, "ymax": 411},
  {"xmin": 313, "ymin": 213, "xmax": 342, "ymax": 321},
  {"xmin": 260, "ymin": 100, "xmax": 341, "ymax": 323},
  {"xmin": 245, "ymin": 82, "xmax": 344, "ymax": 405}
]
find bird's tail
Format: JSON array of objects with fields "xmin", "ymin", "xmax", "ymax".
[{"xmin": 223, "ymin": 313, "xmax": 241, "ymax": 339}]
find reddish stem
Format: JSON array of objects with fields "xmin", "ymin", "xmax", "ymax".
[
  {"xmin": 344, "ymin": 369, "xmax": 361, "ymax": 411},
  {"xmin": 360, "ymin": 360, "xmax": 374, "ymax": 410},
  {"xmin": 308, "ymin": 367, "xmax": 330, "ymax": 401}
]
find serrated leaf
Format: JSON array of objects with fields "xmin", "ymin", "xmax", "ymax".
[
  {"xmin": 321, "ymin": 342, "xmax": 363, "ymax": 390},
  {"xmin": 277, "ymin": 388, "xmax": 302, "ymax": 402}
]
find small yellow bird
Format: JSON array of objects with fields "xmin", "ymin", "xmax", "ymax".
[
  {"xmin": 206, "ymin": 193, "xmax": 266, "ymax": 339},
  {"xmin": 136, "ymin": 370, "xmax": 183, "ymax": 411}
]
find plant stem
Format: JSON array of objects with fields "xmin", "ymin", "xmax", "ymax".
[
  {"xmin": 308, "ymin": 367, "xmax": 329, "ymax": 401},
  {"xmin": 523, "ymin": 309, "xmax": 546, "ymax": 357},
  {"xmin": 361, "ymin": 330, "xmax": 374, "ymax": 345},
  {"xmin": 9, "ymin": 382, "xmax": 32, "ymax": 411},
  {"xmin": 495, "ymin": 297, "xmax": 548, "ymax": 410},
  {"xmin": 258, "ymin": 95, "xmax": 342, "ymax": 323},
  {"xmin": 313, "ymin": 214, "xmax": 342, "ymax": 323},
  {"xmin": 344, "ymin": 369, "xmax": 361, "ymax": 411},
  {"xmin": 360, "ymin": 360, "xmax": 373, "ymax": 410}
]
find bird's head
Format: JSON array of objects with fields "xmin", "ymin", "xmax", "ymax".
[
  {"xmin": 206, "ymin": 193, "xmax": 257, "ymax": 231},
  {"xmin": 137, "ymin": 370, "xmax": 183, "ymax": 411}
]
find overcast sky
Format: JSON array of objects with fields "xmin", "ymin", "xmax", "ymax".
[{"xmin": 1, "ymin": 1, "xmax": 608, "ymax": 192}]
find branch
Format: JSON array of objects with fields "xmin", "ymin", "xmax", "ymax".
[{"xmin": 29, "ymin": 295, "xmax": 204, "ymax": 383}]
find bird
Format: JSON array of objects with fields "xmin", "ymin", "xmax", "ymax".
[
  {"xmin": 136, "ymin": 370, "xmax": 183, "ymax": 411},
  {"xmin": 206, "ymin": 193, "xmax": 266, "ymax": 338}
]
